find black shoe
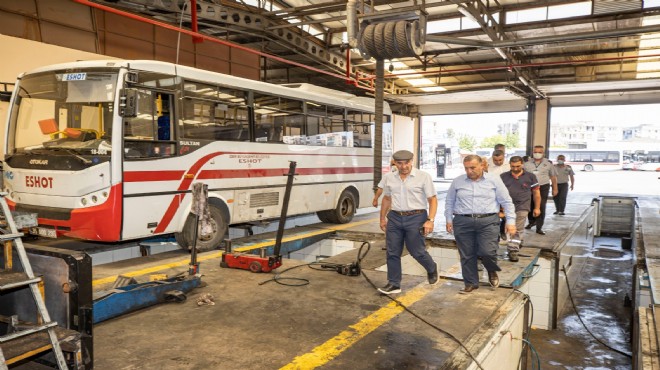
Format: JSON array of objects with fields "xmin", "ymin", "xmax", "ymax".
[
  {"xmin": 525, "ymin": 223, "xmax": 535, "ymax": 229},
  {"xmin": 553, "ymin": 211, "xmax": 558, "ymax": 215},
  {"xmin": 536, "ymin": 230, "xmax": 546, "ymax": 235},
  {"xmin": 488, "ymin": 271, "xmax": 499, "ymax": 288},
  {"xmin": 558, "ymin": 212, "xmax": 565, "ymax": 215},
  {"xmin": 459, "ymin": 285, "xmax": 479, "ymax": 294},
  {"xmin": 378, "ymin": 283, "xmax": 401, "ymax": 295},
  {"xmin": 428, "ymin": 263, "xmax": 439, "ymax": 285}
]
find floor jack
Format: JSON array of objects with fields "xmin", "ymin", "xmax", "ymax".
[
  {"xmin": 92, "ymin": 184, "xmax": 207, "ymax": 323},
  {"xmin": 220, "ymin": 161, "xmax": 296, "ymax": 273}
]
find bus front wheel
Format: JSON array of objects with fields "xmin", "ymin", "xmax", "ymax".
[
  {"xmin": 584, "ymin": 164, "xmax": 594, "ymax": 172},
  {"xmin": 317, "ymin": 190, "xmax": 356, "ymax": 224},
  {"xmin": 175, "ymin": 204, "xmax": 228, "ymax": 252}
]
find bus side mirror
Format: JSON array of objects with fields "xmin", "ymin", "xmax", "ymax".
[{"xmin": 119, "ymin": 88, "xmax": 138, "ymax": 117}]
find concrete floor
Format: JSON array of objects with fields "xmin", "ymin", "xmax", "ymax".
[
  {"xmin": 91, "ymin": 225, "xmax": 524, "ymax": 369},
  {"xmin": 17, "ymin": 188, "xmax": 646, "ymax": 369}
]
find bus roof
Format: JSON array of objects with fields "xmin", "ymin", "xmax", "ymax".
[{"xmin": 19, "ymin": 59, "xmax": 391, "ymax": 115}]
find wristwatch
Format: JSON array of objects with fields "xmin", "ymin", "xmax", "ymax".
[{"xmin": 427, "ymin": 218, "xmax": 434, "ymax": 222}]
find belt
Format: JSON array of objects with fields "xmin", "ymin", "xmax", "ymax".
[
  {"xmin": 391, "ymin": 209, "xmax": 425, "ymax": 216},
  {"xmin": 455, "ymin": 213, "xmax": 497, "ymax": 218}
]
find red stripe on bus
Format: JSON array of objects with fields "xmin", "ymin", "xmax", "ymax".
[
  {"xmin": 124, "ymin": 170, "xmax": 185, "ymax": 182},
  {"xmin": 154, "ymin": 152, "xmax": 225, "ymax": 233},
  {"xmin": 152, "ymin": 151, "xmax": 374, "ymax": 234},
  {"xmin": 196, "ymin": 167, "xmax": 373, "ymax": 179}
]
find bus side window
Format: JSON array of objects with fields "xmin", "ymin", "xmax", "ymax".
[{"xmin": 123, "ymin": 91, "xmax": 176, "ymax": 159}]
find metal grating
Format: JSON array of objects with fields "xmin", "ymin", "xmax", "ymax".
[
  {"xmin": 250, "ymin": 192, "xmax": 279, "ymax": 208},
  {"xmin": 599, "ymin": 197, "xmax": 636, "ymax": 236},
  {"xmin": 593, "ymin": 0, "xmax": 642, "ymax": 15}
]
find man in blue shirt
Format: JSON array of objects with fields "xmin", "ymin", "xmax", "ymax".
[
  {"xmin": 377, "ymin": 150, "xmax": 438, "ymax": 295},
  {"xmin": 445, "ymin": 155, "xmax": 516, "ymax": 293}
]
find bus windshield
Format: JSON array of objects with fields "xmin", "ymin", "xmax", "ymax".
[{"xmin": 7, "ymin": 69, "xmax": 117, "ymax": 156}]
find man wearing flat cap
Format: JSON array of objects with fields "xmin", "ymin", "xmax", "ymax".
[{"xmin": 377, "ymin": 150, "xmax": 439, "ymax": 295}]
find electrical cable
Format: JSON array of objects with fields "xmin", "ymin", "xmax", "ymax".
[
  {"xmin": 260, "ymin": 240, "xmax": 486, "ymax": 369},
  {"xmin": 522, "ymin": 339, "xmax": 541, "ymax": 370},
  {"xmin": 514, "ymin": 289, "xmax": 536, "ymax": 369},
  {"xmin": 258, "ymin": 241, "xmax": 372, "ymax": 286},
  {"xmin": 561, "ymin": 265, "xmax": 633, "ymax": 359},
  {"xmin": 175, "ymin": 1, "xmax": 188, "ymax": 65},
  {"xmin": 522, "ymin": 264, "xmax": 542, "ymax": 278},
  {"xmin": 359, "ymin": 269, "xmax": 486, "ymax": 370}
]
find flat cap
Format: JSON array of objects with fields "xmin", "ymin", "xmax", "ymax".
[{"xmin": 392, "ymin": 150, "xmax": 413, "ymax": 161}]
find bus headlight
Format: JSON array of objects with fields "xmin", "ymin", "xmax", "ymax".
[
  {"xmin": 91, "ymin": 195, "xmax": 98, "ymax": 203},
  {"xmin": 81, "ymin": 198, "xmax": 88, "ymax": 206}
]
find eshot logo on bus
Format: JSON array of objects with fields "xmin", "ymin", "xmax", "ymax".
[
  {"xmin": 61, "ymin": 73, "xmax": 87, "ymax": 81},
  {"xmin": 25, "ymin": 176, "xmax": 54, "ymax": 189}
]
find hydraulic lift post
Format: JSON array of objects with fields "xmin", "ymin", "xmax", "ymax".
[{"xmin": 221, "ymin": 161, "xmax": 297, "ymax": 272}]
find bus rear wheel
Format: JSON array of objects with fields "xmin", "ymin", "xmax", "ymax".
[
  {"xmin": 584, "ymin": 164, "xmax": 594, "ymax": 172},
  {"xmin": 317, "ymin": 190, "xmax": 356, "ymax": 224},
  {"xmin": 175, "ymin": 204, "xmax": 228, "ymax": 252}
]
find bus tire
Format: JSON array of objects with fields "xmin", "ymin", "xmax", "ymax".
[
  {"xmin": 316, "ymin": 190, "xmax": 356, "ymax": 224},
  {"xmin": 175, "ymin": 204, "xmax": 228, "ymax": 252},
  {"xmin": 584, "ymin": 164, "xmax": 594, "ymax": 172}
]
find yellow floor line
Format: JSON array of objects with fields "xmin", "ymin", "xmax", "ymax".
[
  {"xmin": 92, "ymin": 217, "xmax": 378, "ymax": 287},
  {"xmin": 280, "ymin": 284, "xmax": 431, "ymax": 370}
]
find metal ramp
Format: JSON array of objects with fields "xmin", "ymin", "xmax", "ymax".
[{"xmin": 0, "ymin": 193, "xmax": 69, "ymax": 369}]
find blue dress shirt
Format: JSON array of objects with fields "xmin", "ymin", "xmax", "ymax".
[{"xmin": 444, "ymin": 172, "xmax": 516, "ymax": 225}]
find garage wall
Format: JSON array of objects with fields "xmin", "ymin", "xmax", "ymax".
[
  {"xmin": 392, "ymin": 114, "xmax": 416, "ymax": 158},
  {"xmin": 0, "ymin": 0, "xmax": 260, "ymax": 79}
]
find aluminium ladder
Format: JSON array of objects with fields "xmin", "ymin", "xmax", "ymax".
[{"xmin": 0, "ymin": 193, "xmax": 68, "ymax": 369}]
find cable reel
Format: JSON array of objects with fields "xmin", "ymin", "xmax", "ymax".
[{"xmin": 358, "ymin": 16, "xmax": 426, "ymax": 60}]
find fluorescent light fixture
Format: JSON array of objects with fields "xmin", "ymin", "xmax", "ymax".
[
  {"xmin": 518, "ymin": 76, "xmax": 530, "ymax": 86},
  {"xmin": 419, "ymin": 86, "xmax": 447, "ymax": 92},
  {"xmin": 494, "ymin": 47, "xmax": 507, "ymax": 60},
  {"xmin": 404, "ymin": 78, "xmax": 437, "ymax": 86}
]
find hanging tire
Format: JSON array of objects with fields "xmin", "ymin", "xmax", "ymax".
[
  {"xmin": 316, "ymin": 190, "xmax": 357, "ymax": 224},
  {"xmin": 175, "ymin": 203, "xmax": 228, "ymax": 252}
]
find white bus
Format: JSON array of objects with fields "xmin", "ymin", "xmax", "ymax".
[
  {"xmin": 548, "ymin": 149, "xmax": 623, "ymax": 171},
  {"xmin": 3, "ymin": 60, "xmax": 391, "ymax": 250}
]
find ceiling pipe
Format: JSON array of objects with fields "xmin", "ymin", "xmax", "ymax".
[
  {"xmin": 346, "ymin": 0, "xmax": 359, "ymax": 49},
  {"xmin": 190, "ymin": 0, "xmax": 203, "ymax": 43},
  {"xmin": 73, "ymin": 0, "xmax": 375, "ymax": 91}
]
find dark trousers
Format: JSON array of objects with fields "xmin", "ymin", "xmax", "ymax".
[
  {"xmin": 453, "ymin": 214, "xmax": 501, "ymax": 287},
  {"xmin": 385, "ymin": 212, "xmax": 436, "ymax": 286},
  {"xmin": 528, "ymin": 183, "xmax": 550, "ymax": 231},
  {"xmin": 554, "ymin": 183, "xmax": 569, "ymax": 213}
]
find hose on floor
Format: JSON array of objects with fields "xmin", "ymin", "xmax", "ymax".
[
  {"xmin": 514, "ymin": 289, "xmax": 537, "ymax": 369},
  {"xmin": 357, "ymin": 242, "xmax": 486, "ymax": 370},
  {"xmin": 258, "ymin": 240, "xmax": 371, "ymax": 286},
  {"xmin": 561, "ymin": 265, "xmax": 633, "ymax": 359},
  {"xmin": 522, "ymin": 339, "xmax": 541, "ymax": 370},
  {"xmin": 261, "ymin": 241, "xmax": 486, "ymax": 369}
]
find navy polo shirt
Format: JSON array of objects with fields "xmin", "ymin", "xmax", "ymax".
[{"xmin": 500, "ymin": 171, "xmax": 540, "ymax": 212}]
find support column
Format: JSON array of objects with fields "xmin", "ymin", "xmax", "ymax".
[{"xmin": 527, "ymin": 98, "xmax": 551, "ymax": 152}]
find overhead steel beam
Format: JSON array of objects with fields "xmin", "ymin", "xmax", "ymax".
[
  {"xmin": 426, "ymin": 23, "xmax": 660, "ymax": 49},
  {"xmin": 101, "ymin": 0, "xmax": 355, "ymax": 78}
]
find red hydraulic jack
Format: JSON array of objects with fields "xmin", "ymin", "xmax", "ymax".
[{"xmin": 220, "ymin": 161, "xmax": 297, "ymax": 273}]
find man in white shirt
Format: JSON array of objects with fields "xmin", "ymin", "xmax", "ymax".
[
  {"xmin": 377, "ymin": 150, "xmax": 439, "ymax": 295},
  {"xmin": 488, "ymin": 149, "xmax": 510, "ymax": 176}
]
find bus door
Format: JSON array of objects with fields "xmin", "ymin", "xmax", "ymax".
[{"xmin": 121, "ymin": 88, "xmax": 179, "ymax": 239}]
